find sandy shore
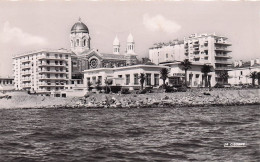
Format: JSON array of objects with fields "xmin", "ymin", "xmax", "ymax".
[{"xmin": 0, "ymin": 89, "xmax": 259, "ymax": 109}]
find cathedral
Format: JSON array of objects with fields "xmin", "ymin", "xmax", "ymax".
[{"xmin": 70, "ymin": 18, "xmax": 138, "ymax": 79}]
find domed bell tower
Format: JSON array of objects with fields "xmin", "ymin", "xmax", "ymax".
[
  {"xmin": 70, "ymin": 18, "xmax": 91, "ymax": 55},
  {"xmin": 113, "ymin": 36, "xmax": 120, "ymax": 54}
]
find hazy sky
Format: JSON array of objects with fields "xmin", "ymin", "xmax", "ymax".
[{"xmin": 0, "ymin": 1, "xmax": 259, "ymax": 77}]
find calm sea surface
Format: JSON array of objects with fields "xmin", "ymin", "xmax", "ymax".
[{"xmin": 0, "ymin": 105, "xmax": 259, "ymax": 162}]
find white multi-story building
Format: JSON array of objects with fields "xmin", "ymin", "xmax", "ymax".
[
  {"xmin": 149, "ymin": 40, "xmax": 185, "ymax": 65},
  {"xmin": 149, "ymin": 33, "xmax": 232, "ymax": 84},
  {"xmin": 228, "ymin": 59, "xmax": 260, "ymax": 85},
  {"xmin": 13, "ymin": 49, "xmax": 72, "ymax": 94}
]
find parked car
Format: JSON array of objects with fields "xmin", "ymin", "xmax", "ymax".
[{"xmin": 223, "ymin": 84, "xmax": 231, "ymax": 88}]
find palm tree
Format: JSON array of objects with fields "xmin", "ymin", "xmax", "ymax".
[
  {"xmin": 160, "ymin": 68, "xmax": 169, "ymax": 88},
  {"xmin": 218, "ymin": 70, "xmax": 229, "ymax": 84},
  {"xmin": 139, "ymin": 73, "xmax": 146, "ymax": 90},
  {"xmin": 257, "ymin": 72, "xmax": 260, "ymax": 86},
  {"xmin": 201, "ymin": 64, "xmax": 212, "ymax": 88},
  {"xmin": 87, "ymin": 81, "xmax": 92, "ymax": 91},
  {"xmin": 180, "ymin": 59, "xmax": 192, "ymax": 87},
  {"xmin": 104, "ymin": 77, "xmax": 112, "ymax": 93},
  {"xmin": 249, "ymin": 71, "xmax": 257, "ymax": 86}
]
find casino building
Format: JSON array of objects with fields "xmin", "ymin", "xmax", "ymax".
[{"xmin": 13, "ymin": 18, "xmax": 138, "ymax": 95}]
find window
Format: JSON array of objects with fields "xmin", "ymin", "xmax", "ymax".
[
  {"xmin": 154, "ymin": 74, "xmax": 159, "ymax": 86},
  {"xmin": 146, "ymin": 73, "xmax": 151, "ymax": 86},
  {"xmin": 59, "ymin": 54, "xmax": 62, "ymax": 58},
  {"xmin": 55, "ymin": 74, "xmax": 58, "ymax": 78},
  {"xmin": 118, "ymin": 75, "xmax": 122, "ymax": 78},
  {"xmin": 47, "ymin": 67, "xmax": 50, "ymax": 71},
  {"xmin": 98, "ymin": 76, "xmax": 102, "ymax": 84},
  {"xmin": 65, "ymin": 55, "xmax": 68, "ymax": 59},
  {"xmin": 134, "ymin": 74, "xmax": 138, "ymax": 85},
  {"xmin": 166, "ymin": 53, "xmax": 168, "ymax": 58},
  {"xmin": 47, "ymin": 74, "xmax": 50, "ymax": 78},
  {"xmin": 60, "ymin": 74, "xmax": 63, "ymax": 77},
  {"xmin": 76, "ymin": 39, "xmax": 79, "ymax": 46},
  {"xmin": 126, "ymin": 74, "xmax": 130, "ymax": 85},
  {"xmin": 83, "ymin": 40, "xmax": 86, "ymax": 47},
  {"xmin": 46, "ymin": 53, "xmax": 50, "ymax": 58},
  {"xmin": 55, "ymin": 54, "xmax": 58, "ymax": 58},
  {"xmin": 60, "ymin": 67, "xmax": 63, "ymax": 71},
  {"xmin": 60, "ymin": 61, "xmax": 62, "ymax": 65},
  {"xmin": 240, "ymin": 71, "xmax": 243, "ymax": 75},
  {"xmin": 55, "ymin": 61, "xmax": 58, "ymax": 65}
]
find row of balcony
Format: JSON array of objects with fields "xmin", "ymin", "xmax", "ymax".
[
  {"xmin": 215, "ymin": 60, "xmax": 232, "ymax": 64},
  {"xmin": 38, "ymin": 76, "xmax": 68, "ymax": 80},
  {"xmin": 38, "ymin": 69, "xmax": 68, "ymax": 74},
  {"xmin": 38, "ymin": 63, "xmax": 67, "ymax": 67},
  {"xmin": 38, "ymin": 56, "xmax": 68, "ymax": 61}
]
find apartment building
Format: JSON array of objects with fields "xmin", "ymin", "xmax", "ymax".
[
  {"xmin": 149, "ymin": 40, "xmax": 185, "ymax": 65},
  {"xmin": 13, "ymin": 49, "xmax": 72, "ymax": 94},
  {"xmin": 184, "ymin": 33, "xmax": 232, "ymax": 83},
  {"xmin": 149, "ymin": 33, "xmax": 232, "ymax": 84},
  {"xmin": 228, "ymin": 59, "xmax": 260, "ymax": 85}
]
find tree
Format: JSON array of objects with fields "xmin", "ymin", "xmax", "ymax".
[
  {"xmin": 218, "ymin": 70, "xmax": 229, "ymax": 84},
  {"xmin": 96, "ymin": 79, "xmax": 102, "ymax": 90},
  {"xmin": 104, "ymin": 77, "xmax": 112, "ymax": 93},
  {"xmin": 180, "ymin": 59, "xmax": 192, "ymax": 87},
  {"xmin": 201, "ymin": 64, "xmax": 212, "ymax": 88},
  {"xmin": 257, "ymin": 72, "xmax": 260, "ymax": 86},
  {"xmin": 249, "ymin": 71, "xmax": 258, "ymax": 86},
  {"xmin": 87, "ymin": 81, "xmax": 92, "ymax": 91},
  {"xmin": 160, "ymin": 68, "xmax": 169, "ymax": 88},
  {"xmin": 139, "ymin": 73, "xmax": 146, "ymax": 90}
]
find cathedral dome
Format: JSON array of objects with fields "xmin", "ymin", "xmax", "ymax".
[{"xmin": 71, "ymin": 18, "xmax": 89, "ymax": 34}]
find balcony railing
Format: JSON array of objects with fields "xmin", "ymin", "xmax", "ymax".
[
  {"xmin": 22, "ymin": 83, "xmax": 31, "ymax": 88},
  {"xmin": 21, "ymin": 59, "xmax": 31, "ymax": 63},
  {"xmin": 38, "ymin": 69, "xmax": 67, "ymax": 74},
  {"xmin": 215, "ymin": 54, "xmax": 232, "ymax": 58},
  {"xmin": 215, "ymin": 41, "xmax": 231, "ymax": 46},
  {"xmin": 38, "ymin": 56, "xmax": 67, "ymax": 60},
  {"xmin": 215, "ymin": 67, "xmax": 231, "ymax": 71},
  {"xmin": 21, "ymin": 64, "xmax": 31, "ymax": 69},
  {"xmin": 215, "ymin": 60, "xmax": 232, "ymax": 64},
  {"xmin": 215, "ymin": 47, "xmax": 232, "ymax": 52},
  {"xmin": 38, "ymin": 63, "xmax": 67, "ymax": 67},
  {"xmin": 21, "ymin": 71, "xmax": 31, "ymax": 76},
  {"xmin": 22, "ymin": 78, "xmax": 31, "ymax": 82},
  {"xmin": 38, "ymin": 76, "xmax": 67, "ymax": 80},
  {"xmin": 38, "ymin": 83, "xmax": 65, "ymax": 87}
]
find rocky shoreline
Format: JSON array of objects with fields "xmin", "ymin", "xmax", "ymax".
[{"xmin": 0, "ymin": 89, "xmax": 259, "ymax": 109}]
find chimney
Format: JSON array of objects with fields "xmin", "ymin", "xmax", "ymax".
[
  {"xmin": 238, "ymin": 60, "xmax": 243, "ymax": 67},
  {"xmin": 250, "ymin": 59, "xmax": 255, "ymax": 66}
]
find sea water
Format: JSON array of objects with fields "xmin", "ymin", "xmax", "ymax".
[{"xmin": 0, "ymin": 105, "xmax": 259, "ymax": 161}]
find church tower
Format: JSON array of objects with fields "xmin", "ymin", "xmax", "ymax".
[
  {"xmin": 70, "ymin": 18, "xmax": 91, "ymax": 55},
  {"xmin": 126, "ymin": 33, "xmax": 135, "ymax": 54},
  {"xmin": 113, "ymin": 36, "xmax": 120, "ymax": 54}
]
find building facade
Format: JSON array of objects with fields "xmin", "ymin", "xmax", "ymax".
[
  {"xmin": 149, "ymin": 40, "xmax": 185, "ymax": 65},
  {"xmin": 13, "ymin": 49, "xmax": 72, "ymax": 94},
  {"xmin": 12, "ymin": 18, "xmax": 138, "ymax": 95},
  {"xmin": 228, "ymin": 59, "xmax": 260, "ymax": 85},
  {"xmin": 161, "ymin": 62, "xmax": 216, "ymax": 87},
  {"xmin": 149, "ymin": 33, "xmax": 232, "ymax": 85},
  {"xmin": 0, "ymin": 77, "xmax": 14, "ymax": 91},
  {"xmin": 83, "ymin": 65, "xmax": 166, "ymax": 90}
]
